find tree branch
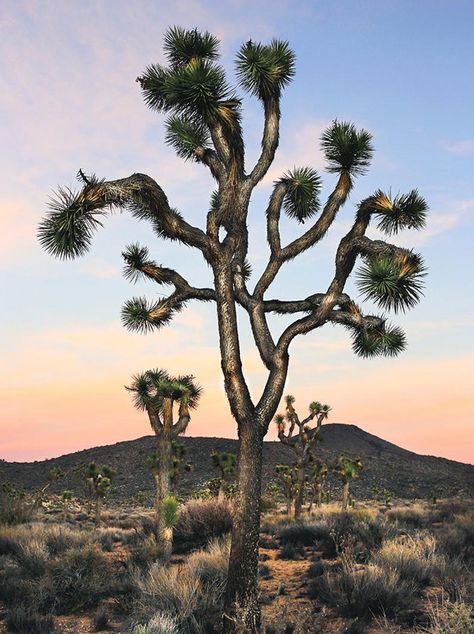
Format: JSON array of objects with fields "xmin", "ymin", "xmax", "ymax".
[{"xmin": 248, "ymin": 98, "xmax": 280, "ymax": 185}]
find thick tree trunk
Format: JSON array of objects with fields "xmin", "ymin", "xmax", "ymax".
[
  {"xmin": 162, "ymin": 527, "xmax": 173, "ymax": 564},
  {"xmin": 342, "ymin": 481, "xmax": 350, "ymax": 511},
  {"xmin": 223, "ymin": 423, "xmax": 263, "ymax": 633},
  {"xmin": 317, "ymin": 483, "xmax": 322, "ymax": 507}
]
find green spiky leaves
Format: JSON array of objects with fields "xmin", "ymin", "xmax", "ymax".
[
  {"xmin": 164, "ymin": 27, "xmax": 220, "ymax": 68},
  {"xmin": 236, "ymin": 39, "xmax": 295, "ymax": 100},
  {"xmin": 281, "ymin": 167, "xmax": 321, "ymax": 223},
  {"xmin": 363, "ymin": 190, "xmax": 428, "ymax": 235},
  {"xmin": 351, "ymin": 322, "xmax": 407, "ymax": 358},
  {"xmin": 356, "ymin": 253, "xmax": 426, "ymax": 312},
  {"xmin": 140, "ymin": 58, "xmax": 239, "ymax": 128},
  {"xmin": 126, "ymin": 369, "xmax": 202, "ymax": 414},
  {"xmin": 165, "ymin": 115, "xmax": 211, "ymax": 161},
  {"xmin": 321, "ymin": 120, "xmax": 373, "ymax": 175},
  {"xmin": 38, "ymin": 180, "xmax": 106, "ymax": 259},
  {"xmin": 122, "ymin": 243, "xmax": 152, "ymax": 283},
  {"xmin": 161, "ymin": 495, "xmax": 179, "ymax": 528},
  {"xmin": 121, "ymin": 297, "xmax": 182, "ymax": 333}
]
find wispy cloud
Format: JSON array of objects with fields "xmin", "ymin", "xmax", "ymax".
[{"xmin": 440, "ymin": 139, "xmax": 474, "ymax": 155}]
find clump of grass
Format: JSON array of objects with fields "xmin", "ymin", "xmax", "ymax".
[
  {"xmin": 277, "ymin": 543, "xmax": 305, "ymax": 560},
  {"xmin": 387, "ymin": 504, "xmax": 427, "ymax": 529},
  {"xmin": 131, "ymin": 612, "xmax": 179, "ymax": 634},
  {"xmin": 6, "ymin": 604, "xmax": 56, "ymax": 633},
  {"xmin": 374, "ymin": 534, "xmax": 447, "ymax": 587},
  {"xmin": 131, "ymin": 538, "xmax": 229, "ymax": 632},
  {"xmin": 279, "ymin": 523, "xmax": 324, "ymax": 547},
  {"xmin": 311, "ymin": 561, "xmax": 418, "ymax": 619},
  {"xmin": 438, "ymin": 511, "xmax": 474, "ymax": 563},
  {"xmin": 419, "ymin": 595, "xmax": 474, "ymax": 633}
]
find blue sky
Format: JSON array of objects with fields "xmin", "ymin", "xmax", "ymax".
[{"xmin": 1, "ymin": 0, "xmax": 473, "ymax": 462}]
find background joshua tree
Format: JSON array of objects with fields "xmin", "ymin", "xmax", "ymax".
[
  {"xmin": 61, "ymin": 489, "xmax": 73, "ymax": 520},
  {"xmin": 275, "ymin": 396, "xmax": 330, "ymax": 518},
  {"xmin": 333, "ymin": 456, "xmax": 363, "ymax": 511},
  {"xmin": 86, "ymin": 463, "xmax": 115, "ymax": 525},
  {"xmin": 147, "ymin": 441, "xmax": 193, "ymax": 497},
  {"xmin": 38, "ymin": 26, "xmax": 428, "ymax": 631},
  {"xmin": 211, "ymin": 450, "xmax": 237, "ymax": 501},
  {"xmin": 307, "ymin": 460, "xmax": 329, "ymax": 511},
  {"xmin": 274, "ymin": 464, "xmax": 298, "ymax": 515},
  {"xmin": 127, "ymin": 369, "xmax": 201, "ymax": 534}
]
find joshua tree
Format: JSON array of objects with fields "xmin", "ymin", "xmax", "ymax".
[
  {"xmin": 128, "ymin": 369, "xmax": 201, "ymax": 534},
  {"xmin": 274, "ymin": 464, "xmax": 298, "ymax": 515},
  {"xmin": 38, "ymin": 27, "xmax": 428, "ymax": 631},
  {"xmin": 275, "ymin": 396, "xmax": 330, "ymax": 518},
  {"xmin": 333, "ymin": 456, "xmax": 363, "ymax": 511},
  {"xmin": 86, "ymin": 462, "xmax": 115, "ymax": 525},
  {"xmin": 148, "ymin": 441, "xmax": 193, "ymax": 497},
  {"xmin": 307, "ymin": 460, "xmax": 329, "ymax": 511},
  {"xmin": 61, "ymin": 489, "xmax": 73, "ymax": 520},
  {"xmin": 161, "ymin": 495, "xmax": 180, "ymax": 564},
  {"xmin": 211, "ymin": 450, "xmax": 237, "ymax": 501}
]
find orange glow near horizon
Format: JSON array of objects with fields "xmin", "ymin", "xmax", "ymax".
[{"xmin": 1, "ymin": 343, "xmax": 473, "ymax": 464}]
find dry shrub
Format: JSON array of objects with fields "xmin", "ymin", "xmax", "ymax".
[
  {"xmin": 131, "ymin": 538, "xmax": 229, "ymax": 632},
  {"xmin": 419, "ymin": 595, "xmax": 474, "ymax": 633},
  {"xmin": 311, "ymin": 562, "xmax": 419, "ymax": 619},
  {"xmin": 6, "ymin": 604, "xmax": 56, "ymax": 633},
  {"xmin": 131, "ymin": 612, "xmax": 179, "ymax": 634},
  {"xmin": 386, "ymin": 504, "xmax": 427, "ymax": 529},
  {"xmin": 374, "ymin": 533, "xmax": 447, "ymax": 587},
  {"xmin": 438, "ymin": 510, "xmax": 474, "ymax": 563},
  {"xmin": 174, "ymin": 499, "xmax": 232, "ymax": 550}
]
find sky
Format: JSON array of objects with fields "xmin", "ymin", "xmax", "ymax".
[{"xmin": 1, "ymin": 0, "xmax": 473, "ymax": 464}]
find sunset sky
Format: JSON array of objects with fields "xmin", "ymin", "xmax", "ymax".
[{"xmin": 1, "ymin": 0, "xmax": 473, "ymax": 464}]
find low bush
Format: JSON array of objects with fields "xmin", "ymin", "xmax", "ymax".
[
  {"xmin": 438, "ymin": 511, "xmax": 474, "ymax": 563},
  {"xmin": 131, "ymin": 612, "xmax": 179, "ymax": 634},
  {"xmin": 277, "ymin": 543, "xmax": 305, "ymax": 560},
  {"xmin": 185, "ymin": 536, "xmax": 229, "ymax": 585},
  {"xmin": 311, "ymin": 562, "xmax": 418, "ymax": 619},
  {"xmin": 174, "ymin": 499, "xmax": 232, "ymax": 550},
  {"xmin": 279, "ymin": 523, "xmax": 324, "ymax": 547},
  {"xmin": 6, "ymin": 604, "xmax": 56, "ymax": 633},
  {"xmin": 419, "ymin": 597, "xmax": 474, "ymax": 634},
  {"xmin": 386, "ymin": 504, "xmax": 427, "ymax": 529}
]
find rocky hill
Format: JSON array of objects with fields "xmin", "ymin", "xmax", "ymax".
[{"xmin": 1, "ymin": 424, "xmax": 473, "ymax": 500}]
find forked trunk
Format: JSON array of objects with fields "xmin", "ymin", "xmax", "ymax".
[
  {"xmin": 223, "ymin": 423, "xmax": 262, "ymax": 633},
  {"xmin": 342, "ymin": 481, "xmax": 350, "ymax": 511}
]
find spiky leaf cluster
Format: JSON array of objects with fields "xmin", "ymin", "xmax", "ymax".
[
  {"xmin": 356, "ymin": 254, "xmax": 426, "ymax": 312},
  {"xmin": 366, "ymin": 189, "xmax": 428, "ymax": 235},
  {"xmin": 351, "ymin": 322, "xmax": 406, "ymax": 358},
  {"xmin": 161, "ymin": 495, "xmax": 180, "ymax": 528},
  {"xmin": 140, "ymin": 58, "xmax": 239, "ymax": 126},
  {"xmin": 122, "ymin": 243, "xmax": 152, "ymax": 283},
  {"xmin": 333, "ymin": 456, "xmax": 363, "ymax": 482},
  {"xmin": 165, "ymin": 114, "xmax": 211, "ymax": 161},
  {"xmin": 235, "ymin": 39, "xmax": 295, "ymax": 100},
  {"xmin": 281, "ymin": 167, "xmax": 321, "ymax": 222},
  {"xmin": 38, "ymin": 182, "xmax": 106, "ymax": 259},
  {"xmin": 126, "ymin": 369, "xmax": 202, "ymax": 413},
  {"xmin": 121, "ymin": 297, "xmax": 181, "ymax": 333},
  {"xmin": 321, "ymin": 120, "xmax": 373, "ymax": 175},
  {"xmin": 211, "ymin": 450, "xmax": 237, "ymax": 477},
  {"xmin": 164, "ymin": 27, "xmax": 220, "ymax": 68}
]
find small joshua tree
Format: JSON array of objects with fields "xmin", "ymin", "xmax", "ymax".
[
  {"xmin": 161, "ymin": 495, "xmax": 179, "ymax": 564},
  {"xmin": 307, "ymin": 460, "xmax": 329, "ymax": 511},
  {"xmin": 275, "ymin": 396, "xmax": 331, "ymax": 517},
  {"xmin": 128, "ymin": 369, "xmax": 201, "ymax": 534},
  {"xmin": 211, "ymin": 450, "xmax": 237, "ymax": 501},
  {"xmin": 333, "ymin": 456, "xmax": 363, "ymax": 511},
  {"xmin": 86, "ymin": 462, "xmax": 115, "ymax": 525},
  {"xmin": 61, "ymin": 489, "xmax": 73, "ymax": 520},
  {"xmin": 38, "ymin": 27, "xmax": 429, "ymax": 630}
]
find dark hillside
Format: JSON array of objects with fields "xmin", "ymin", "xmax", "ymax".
[{"xmin": 1, "ymin": 424, "xmax": 473, "ymax": 500}]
